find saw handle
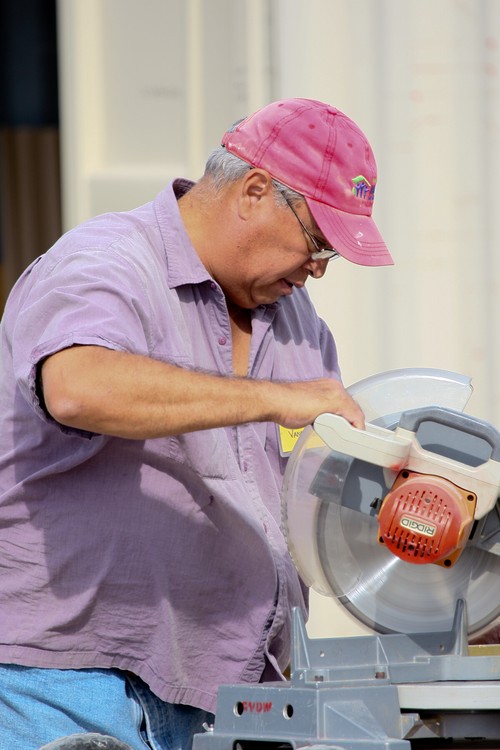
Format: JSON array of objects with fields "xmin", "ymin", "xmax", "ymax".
[
  {"xmin": 313, "ymin": 413, "xmax": 411, "ymax": 468},
  {"xmin": 398, "ymin": 406, "xmax": 500, "ymax": 462}
]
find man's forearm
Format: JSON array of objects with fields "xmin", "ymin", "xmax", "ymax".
[{"xmin": 41, "ymin": 345, "xmax": 364, "ymax": 438}]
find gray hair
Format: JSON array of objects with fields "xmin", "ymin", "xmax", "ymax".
[{"xmin": 204, "ymin": 144, "xmax": 303, "ymax": 207}]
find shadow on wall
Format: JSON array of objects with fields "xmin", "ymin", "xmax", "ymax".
[{"xmin": 0, "ymin": 0, "xmax": 62, "ymax": 314}]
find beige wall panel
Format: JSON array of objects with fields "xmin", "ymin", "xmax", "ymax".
[{"xmin": 57, "ymin": 0, "xmax": 272, "ymax": 227}]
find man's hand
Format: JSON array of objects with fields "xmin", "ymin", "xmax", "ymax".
[{"xmin": 271, "ymin": 378, "xmax": 365, "ymax": 430}]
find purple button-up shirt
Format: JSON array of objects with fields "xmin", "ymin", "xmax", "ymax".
[{"xmin": 0, "ymin": 180, "xmax": 341, "ymax": 712}]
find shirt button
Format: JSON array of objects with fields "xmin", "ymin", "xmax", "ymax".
[
  {"xmin": 210, "ymin": 281, "xmax": 217, "ymax": 290},
  {"xmin": 243, "ymin": 462, "xmax": 248, "ymax": 472},
  {"xmin": 218, "ymin": 336, "xmax": 227, "ymax": 345}
]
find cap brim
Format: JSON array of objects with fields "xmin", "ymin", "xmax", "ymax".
[{"xmin": 306, "ymin": 198, "xmax": 394, "ymax": 267}]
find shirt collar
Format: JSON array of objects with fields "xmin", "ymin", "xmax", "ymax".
[
  {"xmin": 154, "ymin": 180, "xmax": 283, "ymax": 321},
  {"xmin": 154, "ymin": 179, "xmax": 213, "ymax": 289}
]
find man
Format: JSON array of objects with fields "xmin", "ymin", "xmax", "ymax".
[{"xmin": 0, "ymin": 98, "xmax": 393, "ymax": 749}]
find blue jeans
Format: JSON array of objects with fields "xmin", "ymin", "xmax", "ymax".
[{"xmin": 0, "ymin": 665, "xmax": 214, "ymax": 750}]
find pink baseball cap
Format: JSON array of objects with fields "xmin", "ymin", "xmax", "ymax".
[{"xmin": 221, "ymin": 98, "xmax": 393, "ymax": 266}]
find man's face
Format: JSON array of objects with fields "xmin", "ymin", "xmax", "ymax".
[{"xmin": 220, "ymin": 189, "xmax": 333, "ymax": 309}]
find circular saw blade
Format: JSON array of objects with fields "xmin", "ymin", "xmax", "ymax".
[
  {"xmin": 281, "ymin": 369, "xmax": 500, "ymax": 637},
  {"xmin": 315, "ymin": 456, "xmax": 500, "ymax": 635}
]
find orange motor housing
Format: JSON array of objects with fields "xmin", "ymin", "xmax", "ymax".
[{"xmin": 378, "ymin": 470, "xmax": 477, "ymax": 567}]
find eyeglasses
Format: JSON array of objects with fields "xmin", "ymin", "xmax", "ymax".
[{"xmin": 284, "ymin": 197, "xmax": 341, "ymax": 262}]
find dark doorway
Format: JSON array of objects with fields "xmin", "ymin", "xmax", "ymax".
[{"xmin": 0, "ymin": 0, "xmax": 61, "ymax": 312}]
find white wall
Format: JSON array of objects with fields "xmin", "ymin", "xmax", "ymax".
[
  {"xmin": 57, "ymin": 0, "xmax": 500, "ymax": 638},
  {"xmin": 56, "ymin": 0, "xmax": 273, "ymax": 225},
  {"xmin": 274, "ymin": 0, "xmax": 500, "ymax": 413}
]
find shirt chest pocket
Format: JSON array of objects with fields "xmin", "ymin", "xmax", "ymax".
[{"xmin": 161, "ymin": 427, "xmax": 234, "ymax": 480}]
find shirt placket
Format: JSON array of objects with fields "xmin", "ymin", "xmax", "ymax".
[{"xmin": 238, "ymin": 305, "xmax": 288, "ymax": 656}]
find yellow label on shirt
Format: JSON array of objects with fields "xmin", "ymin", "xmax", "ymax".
[
  {"xmin": 277, "ymin": 424, "xmax": 328, "ymax": 457},
  {"xmin": 278, "ymin": 425, "xmax": 305, "ymax": 456}
]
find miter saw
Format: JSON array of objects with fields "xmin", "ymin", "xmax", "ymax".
[{"xmin": 193, "ymin": 369, "xmax": 500, "ymax": 750}]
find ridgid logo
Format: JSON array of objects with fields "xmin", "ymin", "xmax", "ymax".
[
  {"xmin": 401, "ymin": 516, "xmax": 437, "ymax": 538},
  {"xmin": 351, "ymin": 175, "xmax": 376, "ymax": 201}
]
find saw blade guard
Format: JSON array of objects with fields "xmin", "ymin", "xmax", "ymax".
[{"xmin": 281, "ymin": 368, "xmax": 500, "ymax": 636}]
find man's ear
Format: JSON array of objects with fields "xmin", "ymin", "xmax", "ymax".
[{"xmin": 238, "ymin": 168, "xmax": 274, "ymax": 218}]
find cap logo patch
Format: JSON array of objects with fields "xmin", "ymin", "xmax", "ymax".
[{"xmin": 352, "ymin": 175, "xmax": 376, "ymax": 201}]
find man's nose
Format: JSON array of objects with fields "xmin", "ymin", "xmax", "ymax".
[{"xmin": 304, "ymin": 258, "xmax": 328, "ymax": 279}]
